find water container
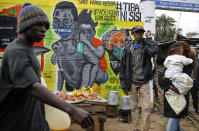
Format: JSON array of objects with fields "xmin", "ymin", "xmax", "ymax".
[
  {"xmin": 120, "ymin": 96, "xmax": 131, "ymax": 110},
  {"xmin": 108, "ymin": 91, "xmax": 119, "ymax": 105}
]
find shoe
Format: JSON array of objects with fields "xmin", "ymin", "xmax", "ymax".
[
  {"xmin": 158, "ymin": 111, "xmax": 164, "ymax": 116},
  {"xmin": 195, "ymin": 109, "xmax": 199, "ymax": 114}
]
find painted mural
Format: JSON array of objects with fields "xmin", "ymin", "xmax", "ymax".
[{"xmin": 0, "ymin": 0, "xmax": 155, "ymax": 99}]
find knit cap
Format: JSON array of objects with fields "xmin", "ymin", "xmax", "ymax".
[{"xmin": 17, "ymin": 3, "xmax": 50, "ymax": 33}]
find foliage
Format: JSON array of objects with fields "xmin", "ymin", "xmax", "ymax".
[{"xmin": 156, "ymin": 14, "xmax": 182, "ymax": 42}]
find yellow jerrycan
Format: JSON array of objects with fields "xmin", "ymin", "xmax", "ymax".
[{"xmin": 45, "ymin": 105, "xmax": 71, "ymax": 131}]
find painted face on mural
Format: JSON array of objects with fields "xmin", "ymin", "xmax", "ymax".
[
  {"xmin": 53, "ymin": 9, "xmax": 75, "ymax": 38},
  {"xmin": 109, "ymin": 32, "xmax": 125, "ymax": 59},
  {"xmin": 109, "ymin": 32, "xmax": 125, "ymax": 49},
  {"xmin": 79, "ymin": 24, "xmax": 95, "ymax": 43}
]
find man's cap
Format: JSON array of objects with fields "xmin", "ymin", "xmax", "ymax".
[
  {"xmin": 17, "ymin": 3, "xmax": 50, "ymax": 33},
  {"xmin": 131, "ymin": 25, "xmax": 145, "ymax": 34}
]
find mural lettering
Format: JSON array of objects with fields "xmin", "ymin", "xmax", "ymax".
[
  {"xmin": 94, "ymin": 9, "xmax": 118, "ymax": 21},
  {"xmin": 117, "ymin": 2, "xmax": 141, "ymax": 21}
]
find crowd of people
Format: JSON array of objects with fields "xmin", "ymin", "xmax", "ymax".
[{"xmin": 0, "ymin": 2, "xmax": 198, "ymax": 131}]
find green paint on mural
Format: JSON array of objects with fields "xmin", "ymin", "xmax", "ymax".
[
  {"xmin": 9, "ymin": 8, "xmax": 17, "ymax": 16},
  {"xmin": 1, "ymin": 13, "xmax": 9, "ymax": 16},
  {"xmin": 97, "ymin": 22, "xmax": 114, "ymax": 38},
  {"xmin": 44, "ymin": 29, "xmax": 60, "ymax": 48},
  {"xmin": 98, "ymin": 51, "xmax": 124, "ymax": 101}
]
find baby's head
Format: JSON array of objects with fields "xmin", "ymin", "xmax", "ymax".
[{"xmin": 169, "ymin": 43, "xmax": 183, "ymax": 55}]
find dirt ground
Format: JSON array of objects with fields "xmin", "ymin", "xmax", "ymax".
[{"xmin": 68, "ymin": 106, "xmax": 199, "ymax": 131}]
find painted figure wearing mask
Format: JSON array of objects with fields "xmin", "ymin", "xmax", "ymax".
[
  {"xmin": 109, "ymin": 32, "xmax": 125, "ymax": 59},
  {"xmin": 76, "ymin": 9, "xmax": 108, "ymax": 88},
  {"xmin": 51, "ymin": 1, "xmax": 79, "ymax": 91},
  {"xmin": 102, "ymin": 27, "xmax": 129, "ymax": 75},
  {"xmin": 51, "ymin": 2, "xmax": 107, "ymax": 91}
]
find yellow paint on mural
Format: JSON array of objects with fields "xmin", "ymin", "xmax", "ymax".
[{"xmin": 0, "ymin": 0, "xmax": 145, "ymax": 99}]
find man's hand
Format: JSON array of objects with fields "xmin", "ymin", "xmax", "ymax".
[
  {"xmin": 69, "ymin": 107, "xmax": 94, "ymax": 128},
  {"xmin": 169, "ymin": 85, "xmax": 179, "ymax": 94},
  {"xmin": 145, "ymin": 30, "xmax": 151, "ymax": 38},
  {"xmin": 30, "ymin": 82, "xmax": 94, "ymax": 129}
]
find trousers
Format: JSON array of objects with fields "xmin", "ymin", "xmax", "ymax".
[
  {"xmin": 130, "ymin": 82, "xmax": 151, "ymax": 131},
  {"xmin": 167, "ymin": 118, "xmax": 182, "ymax": 131}
]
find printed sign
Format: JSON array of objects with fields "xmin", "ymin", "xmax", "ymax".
[{"xmin": 155, "ymin": 0, "xmax": 199, "ymax": 12}]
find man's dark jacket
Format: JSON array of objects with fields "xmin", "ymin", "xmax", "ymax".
[{"xmin": 120, "ymin": 37, "xmax": 159, "ymax": 92}]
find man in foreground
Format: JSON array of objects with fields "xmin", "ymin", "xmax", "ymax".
[{"xmin": 0, "ymin": 3, "xmax": 93, "ymax": 131}]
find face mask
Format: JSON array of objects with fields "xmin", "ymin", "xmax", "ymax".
[
  {"xmin": 53, "ymin": 25, "xmax": 73, "ymax": 38},
  {"xmin": 112, "ymin": 46, "xmax": 125, "ymax": 59}
]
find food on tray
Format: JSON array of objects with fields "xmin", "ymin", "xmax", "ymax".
[
  {"xmin": 72, "ymin": 86, "xmax": 94, "ymax": 96},
  {"xmin": 56, "ymin": 93, "xmax": 103, "ymax": 102},
  {"xmin": 55, "ymin": 87, "xmax": 106, "ymax": 102}
]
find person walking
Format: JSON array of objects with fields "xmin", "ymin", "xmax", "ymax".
[
  {"xmin": 163, "ymin": 43, "xmax": 193, "ymax": 115},
  {"xmin": 153, "ymin": 49, "xmax": 166, "ymax": 115},
  {"xmin": 120, "ymin": 25, "xmax": 159, "ymax": 131},
  {"xmin": 0, "ymin": 3, "xmax": 93, "ymax": 131},
  {"xmin": 190, "ymin": 49, "xmax": 199, "ymax": 114},
  {"xmin": 158, "ymin": 41, "xmax": 195, "ymax": 131}
]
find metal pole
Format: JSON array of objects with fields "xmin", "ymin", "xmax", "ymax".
[{"xmin": 173, "ymin": 11, "xmax": 181, "ymax": 40}]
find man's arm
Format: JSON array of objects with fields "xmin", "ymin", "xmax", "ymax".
[
  {"xmin": 79, "ymin": 33, "xmax": 104, "ymax": 58},
  {"xmin": 145, "ymin": 38, "xmax": 159, "ymax": 57},
  {"xmin": 29, "ymin": 82, "xmax": 93, "ymax": 128},
  {"xmin": 119, "ymin": 49, "xmax": 129, "ymax": 95}
]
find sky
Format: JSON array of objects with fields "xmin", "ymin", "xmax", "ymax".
[
  {"xmin": 155, "ymin": 10, "xmax": 199, "ymax": 36},
  {"xmin": 101, "ymin": 0, "xmax": 199, "ymax": 36}
]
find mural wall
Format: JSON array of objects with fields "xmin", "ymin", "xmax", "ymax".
[{"xmin": 0, "ymin": 0, "xmax": 155, "ymax": 99}]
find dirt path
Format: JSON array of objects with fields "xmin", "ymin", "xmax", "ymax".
[{"xmin": 68, "ymin": 107, "xmax": 199, "ymax": 131}]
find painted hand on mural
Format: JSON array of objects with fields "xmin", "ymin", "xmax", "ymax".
[{"xmin": 77, "ymin": 9, "xmax": 104, "ymax": 59}]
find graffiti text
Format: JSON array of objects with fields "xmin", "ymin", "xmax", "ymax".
[
  {"xmin": 94, "ymin": 9, "xmax": 118, "ymax": 21},
  {"xmin": 117, "ymin": 2, "xmax": 141, "ymax": 21}
]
